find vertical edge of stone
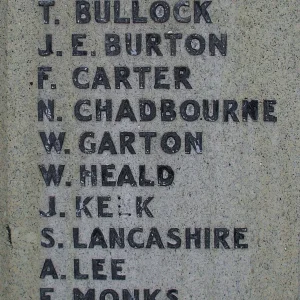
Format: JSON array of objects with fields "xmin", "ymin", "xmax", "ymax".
[{"xmin": 0, "ymin": 0, "xmax": 8, "ymax": 298}]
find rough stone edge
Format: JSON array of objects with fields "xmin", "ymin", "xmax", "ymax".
[{"xmin": 0, "ymin": 0, "xmax": 8, "ymax": 297}]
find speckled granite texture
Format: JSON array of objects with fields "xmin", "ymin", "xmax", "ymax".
[{"xmin": 0, "ymin": 1, "xmax": 299, "ymax": 299}]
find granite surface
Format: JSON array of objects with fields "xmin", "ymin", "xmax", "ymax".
[{"xmin": 0, "ymin": 0, "xmax": 299, "ymax": 299}]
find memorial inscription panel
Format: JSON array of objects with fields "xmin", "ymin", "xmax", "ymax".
[{"xmin": 0, "ymin": 0, "xmax": 299, "ymax": 299}]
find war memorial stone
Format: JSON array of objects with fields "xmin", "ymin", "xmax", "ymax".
[{"xmin": 0, "ymin": 0, "xmax": 299, "ymax": 299}]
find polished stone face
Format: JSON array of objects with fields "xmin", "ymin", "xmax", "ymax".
[{"xmin": 0, "ymin": 0, "xmax": 299, "ymax": 299}]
